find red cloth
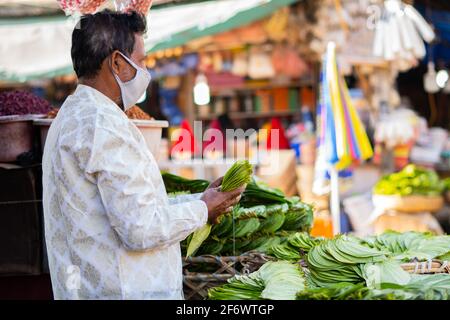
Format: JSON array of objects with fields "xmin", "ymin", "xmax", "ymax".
[
  {"xmin": 203, "ymin": 119, "xmax": 225, "ymax": 153},
  {"xmin": 171, "ymin": 120, "xmax": 198, "ymax": 155},
  {"xmin": 267, "ymin": 118, "xmax": 290, "ymax": 150}
]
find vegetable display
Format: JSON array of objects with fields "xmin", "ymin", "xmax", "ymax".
[
  {"xmin": 373, "ymin": 164, "xmax": 444, "ymax": 196},
  {"xmin": 209, "ymin": 231, "xmax": 450, "ymax": 300},
  {"xmin": 186, "ymin": 160, "xmax": 253, "ymax": 257},
  {"xmin": 183, "ymin": 201, "xmax": 313, "ymax": 257},
  {"xmin": 162, "ymin": 162, "xmax": 313, "ymax": 257},
  {"xmin": 296, "ymin": 274, "xmax": 450, "ymax": 300}
]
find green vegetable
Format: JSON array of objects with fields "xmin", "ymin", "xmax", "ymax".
[
  {"xmin": 364, "ymin": 230, "xmax": 450, "ymax": 261},
  {"xmin": 196, "ymin": 240, "xmax": 224, "ymax": 256},
  {"xmin": 162, "ymin": 172, "xmax": 209, "ymax": 194},
  {"xmin": 221, "ymin": 160, "xmax": 254, "ymax": 192},
  {"xmin": 186, "ymin": 223, "xmax": 212, "ymax": 257},
  {"xmin": 288, "ymin": 232, "xmax": 325, "ymax": 253},
  {"xmin": 257, "ymin": 204, "xmax": 287, "ymax": 234},
  {"xmin": 186, "ymin": 160, "xmax": 253, "ymax": 257},
  {"xmin": 267, "ymin": 243, "xmax": 301, "ymax": 261},
  {"xmin": 233, "ymin": 217, "xmax": 261, "ymax": 238},
  {"xmin": 306, "ymin": 236, "xmax": 389, "ymax": 286},
  {"xmin": 208, "ymin": 261, "xmax": 305, "ymax": 300},
  {"xmin": 373, "ymin": 164, "xmax": 444, "ymax": 196},
  {"xmin": 240, "ymin": 179, "xmax": 288, "ymax": 207},
  {"xmin": 210, "ymin": 214, "xmax": 233, "ymax": 237},
  {"xmin": 282, "ymin": 202, "xmax": 314, "ymax": 232},
  {"xmin": 363, "ymin": 260, "xmax": 411, "ymax": 288}
]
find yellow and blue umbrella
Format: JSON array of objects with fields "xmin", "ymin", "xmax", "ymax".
[{"xmin": 315, "ymin": 42, "xmax": 373, "ymax": 234}]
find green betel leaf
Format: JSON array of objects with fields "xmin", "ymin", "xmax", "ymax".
[{"xmin": 186, "ymin": 224, "xmax": 212, "ymax": 257}]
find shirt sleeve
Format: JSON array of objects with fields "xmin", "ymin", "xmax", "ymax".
[
  {"xmin": 85, "ymin": 122, "xmax": 208, "ymax": 252},
  {"xmin": 168, "ymin": 193, "xmax": 204, "ymax": 205}
]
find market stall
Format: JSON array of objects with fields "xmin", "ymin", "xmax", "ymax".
[{"xmin": 0, "ymin": 0, "xmax": 449, "ymax": 301}]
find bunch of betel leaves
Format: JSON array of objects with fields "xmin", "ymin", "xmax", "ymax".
[
  {"xmin": 209, "ymin": 231, "xmax": 450, "ymax": 300},
  {"xmin": 191, "ymin": 200, "xmax": 313, "ymax": 257},
  {"xmin": 163, "ymin": 169, "xmax": 314, "ymax": 257},
  {"xmin": 162, "ymin": 172, "xmax": 210, "ymax": 194},
  {"xmin": 296, "ymin": 274, "xmax": 450, "ymax": 300},
  {"xmin": 373, "ymin": 164, "xmax": 445, "ymax": 196},
  {"xmin": 186, "ymin": 160, "xmax": 254, "ymax": 257},
  {"xmin": 208, "ymin": 261, "xmax": 305, "ymax": 300}
]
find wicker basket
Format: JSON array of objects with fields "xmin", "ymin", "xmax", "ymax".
[
  {"xmin": 182, "ymin": 252, "xmax": 272, "ymax": 300},
  {"xmin": 401, "ymin": 260, "xmax": 450, "ymax": 274},
  {"xmin": 372, "ymin": 194, "xmax": 444, "ymax": 213}
]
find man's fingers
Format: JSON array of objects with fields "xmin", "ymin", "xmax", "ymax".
[
  {"xmin": 209, "ymin": 176, "xmax": 224, "ymax": 189},
  {"xmin": 224, "ymin": 207, "xmax": 233, "ymax": 214},
  {"xmin": 226, "ymin": 186, "xmax": 246, "ymax": 198}
]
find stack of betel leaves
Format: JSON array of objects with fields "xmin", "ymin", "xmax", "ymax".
[
  {"xmin": 162, "ymin": 172, "xmax": 210, "ymax": 194},
  {"xmin": 373, "ymin": 164, "xmax": 445, "ymax": 196},
  {"xmin": 186, "ymin": 160, "xmax": 254, "ymax": 257},
  {"xmin": 208, "ymin": 261, "xmax": 305, "ymax": 300},
  {"xmin": 296, "ymin": 274, "xmax": 450, "ymax": 300},
  {"xmin": 185, "ymin": 196, "xmax": 314, "ymax": 257},
  {"xmin": 208, "ymin": 231, "xmax": 450, "ymax": 300},
  {"xmin": 162, "ymin": 169, "xmax": 314, "ymax": 258}
]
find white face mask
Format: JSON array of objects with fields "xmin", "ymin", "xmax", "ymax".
[{"xmin": 112, "ymin": 52, "xmax": 151, "ymax": 111}]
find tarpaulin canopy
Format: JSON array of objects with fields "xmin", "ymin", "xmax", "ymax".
[{"xmin": 0, "ymin": 0, "xmax": 298, "ymax": 83}]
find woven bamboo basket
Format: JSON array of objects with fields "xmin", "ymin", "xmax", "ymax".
[
  {"xmin": 182, "ymin": 252, "xmax": 272, "ymax": 300},
  {"xmin": 400, "ymin": 260, "xmax": 450, "ymax": 274},
  {"xmin": 372, "ymin": 194, "xmax": 444, "ymax": 213}
]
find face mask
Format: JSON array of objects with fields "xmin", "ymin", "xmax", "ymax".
[{"xmin": 112, "ymin": 52, "xmax": 151, "ymax": 111}]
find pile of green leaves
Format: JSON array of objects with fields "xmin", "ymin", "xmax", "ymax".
[
  {"xmin": 373, "ymin": 164, "xmax": 444, "ymax": 196},
  {"xmin": 267, "ymin": 232, "xmax": 324, "ymax": 261},
  {"xmin": 186, "ymin": 160, "xmax": 253, "ymax": 257},
  {"xmin": 306, "ymin": 235, "xmax": 390, "ymax": 287},
  {"xmin": 161, "ymin": 172, "xmax": 209, "ymax": 194},
  {"xmin": 363, "ymin": 231, "xmax": 450, "ymax": 261},
  {"xmin": 297, "ymin": 274, "xmax": 450, "ymax": 300},
  {"xmin": 183, "ymin": 201, "xmax": 314, "ymax": 257},
  {"xmin": 208, "ymin": 261, "xmax": 305, "ymax": 300},
  {"xmin": 240, "ymin": 179, "xmax": 288, "ymax": 207}
]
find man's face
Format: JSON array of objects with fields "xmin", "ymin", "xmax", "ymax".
[{"xmin": 116, "ymin": 34, "xmax": 147, "ymax": 82}]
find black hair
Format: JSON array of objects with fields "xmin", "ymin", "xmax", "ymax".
[{"xmin": 71, "ymin": 9, "xmax": 147, "ymax": 79}]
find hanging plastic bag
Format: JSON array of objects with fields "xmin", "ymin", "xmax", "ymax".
[
  {"xmin": 248, "ymin": 47, "xmax": 275, "ymax": 80},
  {"xmin": 57, "ymin": 0, "xmax": 107, "ymax": 15},
  {"xmin": 231, "ymin": 51, "xmax": 248, "ymax": 77},
  {"xmin": 115, "ymin": 0, "xmax": 153, "ymax": 15}
]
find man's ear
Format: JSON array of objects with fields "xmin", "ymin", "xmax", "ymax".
[{"xmin": 110, "ymin": 50, "xmax": 123, "ymax": 76}]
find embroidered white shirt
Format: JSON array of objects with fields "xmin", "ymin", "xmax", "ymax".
[{"xmin": 42, "ymin": 84, "xmax": 208, "ymax": 300}]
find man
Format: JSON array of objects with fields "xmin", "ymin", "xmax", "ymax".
[{"xmin": 42, "ymin": 10, "xmax": 243, "ymax": 300}]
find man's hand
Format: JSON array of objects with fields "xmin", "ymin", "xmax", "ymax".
[{"xmin": 201, "ymin": 177, "xmax": 246, "ymax": 224}]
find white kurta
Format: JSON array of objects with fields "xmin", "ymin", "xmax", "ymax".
[{"xmin": 42, "ymin": 84, "xmax": 208, "ymax": 300}]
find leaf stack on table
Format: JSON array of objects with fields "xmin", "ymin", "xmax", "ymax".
[
  {"xmin": 209, "ymin": 231, "xmax": 450, "ymax": 300},
  {"xmin": 162, "ymin": 161, "xmax": 314, "ymax": 258},
  {"xmin": 163, "ymin": 161, "xmax": 450, "ymax": 300}
]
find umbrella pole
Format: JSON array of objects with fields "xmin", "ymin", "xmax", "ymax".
[{"xmin": 330, "ymin": 167, "xmax": 341, "ymax": 235}]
